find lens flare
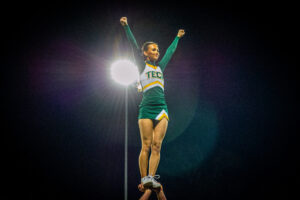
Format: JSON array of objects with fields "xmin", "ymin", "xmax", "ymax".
[{"xmin": 111, "ymin": 60, "xmax": 139, "ymax": 86}]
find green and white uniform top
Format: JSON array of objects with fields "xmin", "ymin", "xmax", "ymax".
[
  {"xmin": 123, "ymin": 24, "xmax": 180, "ymax": 120},
  {"xmin": 139, "ymin": 62, "xmax": 165, "ymax": 107},
  {"xmin": 141, "ymin": 62, "xmax": 164, "ymax": 93}
]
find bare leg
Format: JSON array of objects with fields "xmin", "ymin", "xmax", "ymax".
[
  {"xmin": 148, "ymin": 118, "xmax": 168, "ymax": 176},
  {"xmin": 138, "ymin": 119, "xmax": 154, "ymax": 178}
]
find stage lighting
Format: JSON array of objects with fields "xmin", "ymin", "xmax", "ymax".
[{"xmin": 111, "ymin": 60, "xmax": 139, "ymax": 86}]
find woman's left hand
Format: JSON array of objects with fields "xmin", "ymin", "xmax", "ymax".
[{"xmin": 177, "ymin": 29, "xmax": 185, "ymax": 38}]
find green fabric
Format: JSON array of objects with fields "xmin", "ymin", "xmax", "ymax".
[
  {"xmin": 138, "ymin": 104, "xmax": 169, "ymax": 120},
  {"xmin": 158, "ymin": 36, "xmax": 180, "ymax": 72},
  {"xmin": 139, "ymin": 86, "xmax": 166, "ymax": 108},
  {"xmin": 124, "ymin": 25, "xmax": 139, "ymax": 50},
  {"xmin": 123, "ymin": 25, "xmax": 144, "ymax": 72}
]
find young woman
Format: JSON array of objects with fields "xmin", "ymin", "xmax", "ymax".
[{"xmin": 120, "ymin": 17, "xmax": 185, "ymax": 189}]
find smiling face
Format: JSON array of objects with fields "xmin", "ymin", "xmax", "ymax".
[{"xmin": 143, "ymin": 43, "xmax": 160, "ymax": 62}]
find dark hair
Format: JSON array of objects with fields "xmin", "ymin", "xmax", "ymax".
[{"xmin": 141, "ymin": 41, "xmax": 158, "ymax": 52}]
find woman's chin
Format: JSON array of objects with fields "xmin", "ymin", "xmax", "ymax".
[{"xmin": 148, "ymin": 57, "xmax": 159, "ymax": 62}]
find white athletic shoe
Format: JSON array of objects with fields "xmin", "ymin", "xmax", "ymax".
[
  {"xmin": 151, "ymin": 175, "xmax": 161, "ymax": 189},
  {"xmin": 141, "ymin": 176, "xmax": 153, "ymax": 188},
  {"xmin": 141, "ymin": 175, "xmax": 162, "ymax": 188}
]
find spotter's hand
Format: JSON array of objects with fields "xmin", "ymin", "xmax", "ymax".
[
  {"xmin": 152, "ymin": 185, "xmax": 163, "ymax": 193},
  {"xmin": 138, "ymin": 184, "xmax": 146, "ymax": 192}
]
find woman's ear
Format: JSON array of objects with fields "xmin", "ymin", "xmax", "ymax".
[{"xmin": 143, "ymin": 51, "xmax": 148, "ymax": 57}]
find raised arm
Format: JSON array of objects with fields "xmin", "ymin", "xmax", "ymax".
[
  {"xmin": 120, "ymin": 17, "xmax": 144, "ymax": 71},
  {"xmin": 120, "ymin": 17, "xmax": 139, "ymax": 50},
  {"xmin": 159, "ymin": 29, "xmax": 185, "ymax": 71}
]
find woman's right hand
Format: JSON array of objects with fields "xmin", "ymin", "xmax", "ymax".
[{"xmin": 120, "ymin": 17, "xmax": 128, "ymax": 26}]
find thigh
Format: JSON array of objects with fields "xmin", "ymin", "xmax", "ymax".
[
  {"xmin": 153, "ymin": 118, "xmax": 168, "ymax": 143},
  {"xmin": 138, "ymin": 119, "xmax": 154, "ymax": 144}
]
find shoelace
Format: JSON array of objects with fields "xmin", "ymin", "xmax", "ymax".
[{"xmin": 152, "ymin": 175, "xmax": 160, "ymax": 180}]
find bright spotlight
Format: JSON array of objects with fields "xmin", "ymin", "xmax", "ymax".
[{"xmin": 111, "ymin": 60, "xmax": 139, "ymax": 86}]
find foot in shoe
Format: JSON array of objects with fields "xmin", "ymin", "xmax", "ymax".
[
  {"xmin": 141, "ymin": 176, "xmax": 153, "ymax": 188},
  {"xmin": 151, "ymin": 175, "xmax": 161, "ymax": 188}
]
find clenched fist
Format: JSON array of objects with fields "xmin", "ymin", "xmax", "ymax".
[
  {"xmin": 120, "ymin": 17, "xmax": 128, "ymax": 26},
  {"xmin": 177, "ymin": 29, "xmax": 185, "ymax": 38}
]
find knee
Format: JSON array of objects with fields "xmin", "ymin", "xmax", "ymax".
[
  {"xmin": 151, "ymin": 141, "xmax": 162, "ymax": 154},
  {"xmin": 141, "ymin": 141, "xmax": 152, "ymax": 153}
]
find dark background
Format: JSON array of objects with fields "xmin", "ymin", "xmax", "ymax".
[{"xmin": 4, "ymin": 1, "xmax": 297, "ymax": 199}]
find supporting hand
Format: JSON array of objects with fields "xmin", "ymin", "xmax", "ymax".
[
  {"xmin": 138, "ymin": 184, "xmax": 152, "ymax": 200},
  {"xmin": 138, "ymin": 183, "xmax": 146, "ymax": 192}
]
